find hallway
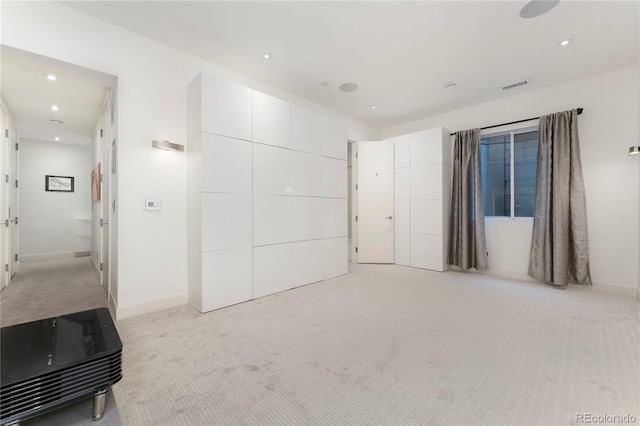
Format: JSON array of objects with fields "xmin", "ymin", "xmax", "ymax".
[{"xmin": 0, "ymin": 257, "xmax": 109, "ymax": 327}]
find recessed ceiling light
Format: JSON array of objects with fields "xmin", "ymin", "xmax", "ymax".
[
  {"xmin": 45, "ymin": 74, "xmax": 57, "ymax": 81},
  {"xmin": 54, "ymin": 137, "xmax": 60, "ymax": 141},
  {"xmin": 339, "ymin": 83, "xmax": 359, "ymax": 93},
  {"xmin": 559, "ymin": 39, "xmax": 572, "ymax": 47},
  {"xmin": 369, "ymin": 105, "xmax": 377, "ymax": 109},
  {"xmin": 263, "ymin": 53, "xmax": 272, "ymax": 60},
  {"xmin": 50, "ymin": 105, "xmax": 59, "ymax": 111},
  {"xmin": 519, "ymin": 0, "xmax": 559, "ymax": 19}
]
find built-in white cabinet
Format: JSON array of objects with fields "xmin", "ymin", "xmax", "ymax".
[
  {"xmin": 201, "ymin": 134, "xmax": 252, "ymax": 194},
  {"xmin": 292, "ymin": 240, "xmax": 323, "ymax": 286},
  {"xmin": 253, "ymin": 195, "xmax": 292, "ymax": 246},
  {"xmin": 253, "ymin": 144, "xmax": 292, "ymax": 195},
  {"xmin": 394, "ymin": 168, "xmax": 411, "ymax": 235},
  {"xmin": 323, "ymin": 157, "xmax": 348, "ymax": 198},
  {"xmin": 189, "ymin": 73, "xmax": 348, "ymax": 313},
  {"xmin": 291, "ymin": 197, "xmax": 324, "ymax": 241},
  {"xmin": 323, "ymin": 237, "xmax": 348, "ymax": 279},
  {"xmin": 189, "ymin": 73, "xmax": 252, "ymax": 141},
  {"xmin": 201, "ymin": 248, "xmax": 253, "ymax": 312},
  {"xmin": 410, "ymin": 234, "xmax": 444, "ymax": 270},
  {"xmin": 253, "ymin": 244, "xmax": 293, "ymax": 298},
  {"xmin": 323, "ymin": 198, "xmax": 348, "ymax": 238},
  {"xmin": 392, "ymin": 134, "xmax": 411, "ymax": 266},
  {"xmin": 322, "ymin": 116, "xmax": 348, "ymax": 160},
  {"xmin": 292, "ymin": 151, "xmax": 323, "ymax": 196},
  {"xmin": 389, "ymin": 127, "xmax": 451, "ymax": 272},
  {"xmin": 252, "ymin": 92, "xmax": 291, "ymax": 149},
  {"xmin": 201, "ymin": 193, "xmax": 252, "ymax": 252},
  {"xmin": 292, "ymin": 106, "xmax": 322, "ymax": 155}
]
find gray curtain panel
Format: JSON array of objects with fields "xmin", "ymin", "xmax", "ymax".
[
  {"xmin": 448, "ymin": 129, "xmax": 489, "ymax": 271},
  {"xmin": 529, "ymin": 109, "xmax": 591, "ymax": 286}
]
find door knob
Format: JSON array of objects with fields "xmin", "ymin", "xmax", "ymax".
[{"xmin": 386, "ymin": 216, "xmax": 393, "ymax": 219}]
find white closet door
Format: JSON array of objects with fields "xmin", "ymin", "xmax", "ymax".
[{"xmin": 357, "ymin": 141, "xmax": 394, "ymax": 263}]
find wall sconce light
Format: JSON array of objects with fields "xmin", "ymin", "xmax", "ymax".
[
  {"xmin": 152, "ymin": 140, "xmax": 184, "ymax": 152},
  {"xmin": 629, "ymin": 146, "xmax": 640, "ymax": 156}
]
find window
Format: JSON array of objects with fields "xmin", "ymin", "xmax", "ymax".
[{"xmin": 480, "ymin": 129, "xmax": 538, "ymax": 217}]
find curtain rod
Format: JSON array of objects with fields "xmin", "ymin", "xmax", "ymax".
[{"xmin": 450, "ymin": 107, "xmax": 583, "ymax": 136}]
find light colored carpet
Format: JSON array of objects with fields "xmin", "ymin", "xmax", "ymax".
[
  {"xmin": 113, "ymin": 264, "xmax": 639, "ymax": 425},
  {"xmin": 0, "ymin": 257, "xmax": 120, "ymax": 426},
  {"xmin": 0, "ymin": 257, "xmax": 109, "ymax": 327}
]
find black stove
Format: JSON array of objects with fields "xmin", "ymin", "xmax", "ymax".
[{"xmin": 1, "ymin": 308, "xmax": 122, "ymax": 425}]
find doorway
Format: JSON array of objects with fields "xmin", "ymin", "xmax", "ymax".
[
  {"xmin": 350, "ymin": 141, "xmax": 395, "ymax": 264},
  {"xmin": 0, "ymin": 46, "xmax": 118, "ymax": 313},
  {"xmin": 97, "ymin": 89, "xmax": 117, "ymax": 300}
]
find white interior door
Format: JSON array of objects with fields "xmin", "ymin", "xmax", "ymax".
[
  {"xmin": 357, "ymin": 141, "xmax": 394, "ymax": 263},
  {"xmin": 9, "ymin": 123, "xmax": 19, "ymax": 278},
  {"xmin": 100, "ymin": 98, "xmax": 111, "ymax": 295},
  {"xmin": 108, "ymin": 87, "xmax": 118, "ymax": 305},
  {"xmin": 0, "ymin": 106, "xmax": 8, "ymax": 289}
]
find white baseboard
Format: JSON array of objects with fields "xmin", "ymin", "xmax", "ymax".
[
  {"xmin": 482, "ymin": 268, "xmax": 535, "ymax": 283},
  {"xmin": 90, "ymin": 260, "xmax": 100, "ymax": 279},
  {"xmin": 20, "ymin": 252, "xmax": 75, "ymax": 262},
  {"xmin": 589, "ymin": 281, "xmax": 638, "ymax": 297},
  {"xmin": 74, "ymin": 251, "xmax": 90, "ymax": 257},
  {"xmin": 479, "ymin": 267, "xmax": 637, "ymax": 297},
  {"xmin": 108, "ymin": 296, "xmax": 118, "ymax": 321},
  {"xmin": 446, "ymin": 265, "xmax": 534, "ymax": 282},
  {"xmin": 115, "ymin": 294, "xmax": 188, "ymax": 320}
]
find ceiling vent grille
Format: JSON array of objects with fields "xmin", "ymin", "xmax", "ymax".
[{"xmin": 502, "ymin": 80, "xmax": 528, "ymax": 90}]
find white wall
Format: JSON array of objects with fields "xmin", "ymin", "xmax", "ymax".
[
  {"xmin": 19, "ymin": 139, "xmax": 91, "ymax": 257},
  {"xmin": 1, "ymin": 1, "xmax": 379, "ymax": 316},
  {"xmin": 383, "ymin": 65, "xmax": 640, "ymax": 291}
]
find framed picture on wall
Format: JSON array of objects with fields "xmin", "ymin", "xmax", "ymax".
[
  {"xmin": 45, "ymin": 175, "xmax": 74, "ymax": 192},
  {"xmin": 91, "ymin": 163, "xmax": 101, "ymax": 201}
]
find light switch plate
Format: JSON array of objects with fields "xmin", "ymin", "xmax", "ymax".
[{"xmin": 146, "ymin": 198, "xmax": 161, "ymax": 211}]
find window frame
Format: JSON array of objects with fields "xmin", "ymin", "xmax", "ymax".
[{"xmin": 481, "ymin": 125, "xmax": 538, "ymax": 220}]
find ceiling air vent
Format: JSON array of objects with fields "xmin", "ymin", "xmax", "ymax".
[{"xmin": 502, "ymin": 80, "xmax": 529, "ymax": 90}]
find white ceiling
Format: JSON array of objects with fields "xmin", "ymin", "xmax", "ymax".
[
  {"xmin": 60, "ymin": 0, "xmax": 639, "ymax": 128},
  {"xmin": 1, "ymin": 45, "xmax": 116, "ymax": 145}
]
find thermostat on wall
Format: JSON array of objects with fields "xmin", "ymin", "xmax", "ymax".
[{"xmin": 146, "ymin": 198, "xmax": 161, "ymax": 211}]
